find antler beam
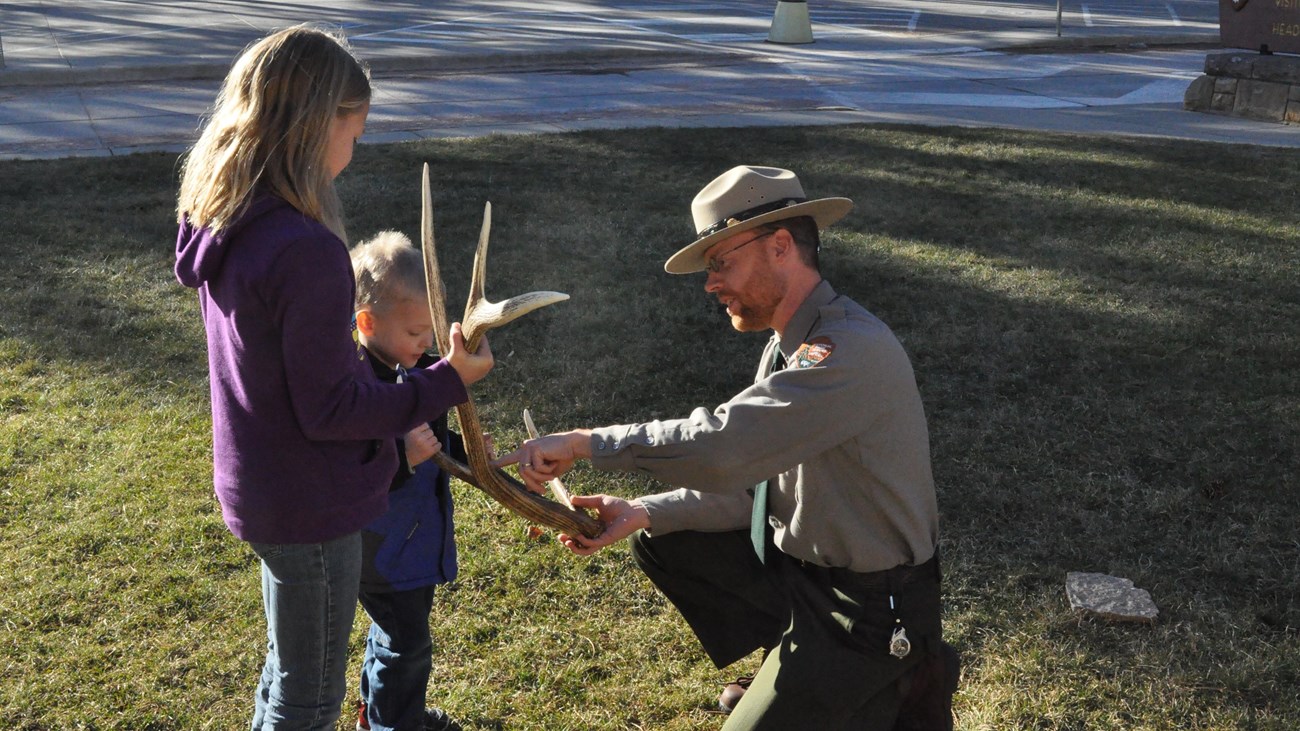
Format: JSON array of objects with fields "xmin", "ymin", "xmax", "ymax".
[{"xmin": 420, "ymin": 163, "xmax": 604, "ymax": 539}]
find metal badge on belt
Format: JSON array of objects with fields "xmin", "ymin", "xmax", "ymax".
[
  {"xmin": 889, "ymin": 626, "xmax": 911, "ymax": 659},
  {"xmin": 888, "ymin": 594, "xmax": 911, "ymax": 659}
]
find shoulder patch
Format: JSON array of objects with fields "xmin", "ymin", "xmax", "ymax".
[{"xmin": 793, "ymin": 337, "xmax": 835, "ymax": 368}]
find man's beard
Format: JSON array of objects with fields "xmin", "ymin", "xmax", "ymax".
[
  {"xmin": 727, "ymin": 300, "xmax": 774, "ymax": 332},
  {"xmin": 718, "ymin": 268, "xmax": 782, "ymax": 332}
]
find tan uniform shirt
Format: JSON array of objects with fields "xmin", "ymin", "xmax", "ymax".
[{"xmin": 590, "ymin": 280, "xmax": 938, "ymax": 573}]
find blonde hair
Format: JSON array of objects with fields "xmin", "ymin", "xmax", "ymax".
[
  {"xmin": 177, "ymin": 24, "xmax": 370, "ymax": 241},
  {"xmin": 351, "ymin": 230, "xmax": 428, "ymax": 311}
]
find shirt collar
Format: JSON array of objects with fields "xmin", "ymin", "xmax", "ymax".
[{"xmin": 778, "ymin": 279, "xmax": 836, "ymax": 359}]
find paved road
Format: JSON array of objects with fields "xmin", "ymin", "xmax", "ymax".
[{"xmin": 1, "ymin": 0, "xmax": 1296, "ymax": 159}]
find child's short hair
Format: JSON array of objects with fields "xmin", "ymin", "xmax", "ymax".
[{"xmin": 351, "ymin": 231, "xmax": 428, "ymax": 311}]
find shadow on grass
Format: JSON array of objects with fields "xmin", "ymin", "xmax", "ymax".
[
  {"xmin": 1, "ymin": 124, "xmax": 1297, "ymax": 728},
  {"xmin": 0, "ymin": 153, "xmax": 207, "ymax": 395}
]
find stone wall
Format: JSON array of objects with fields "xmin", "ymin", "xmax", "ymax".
[{"xmin": 1184, "ymin": 50, "xmax": 1300, "ymax": 123}]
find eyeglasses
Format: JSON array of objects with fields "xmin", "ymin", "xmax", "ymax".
[{"xmin": 705, "ymin": 231, "xmax": 774, "ymax": 274}]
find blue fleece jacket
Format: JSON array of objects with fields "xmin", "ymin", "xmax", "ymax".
[{"xmin": 359, "ymin": 353, "xmax": 460, "ymax": 592}]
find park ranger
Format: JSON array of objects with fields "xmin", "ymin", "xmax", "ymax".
[{"xmin": 497, "ymin": 165, "xmax": 959, "ymax": 730}]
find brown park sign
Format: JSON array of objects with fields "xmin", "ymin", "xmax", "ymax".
[{"xmin": 1221, "ymin": 0, "xmax": 1300, "ymax": 55}]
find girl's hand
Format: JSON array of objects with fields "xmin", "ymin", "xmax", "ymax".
[{"xmin": 447, "ymin": 322, "xmax": 493, "ymax": 386}]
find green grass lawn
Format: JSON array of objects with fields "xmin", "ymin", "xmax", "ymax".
[{"xmin": 1, "ymin": 124, "xmax": 1296, "ymax": 730}]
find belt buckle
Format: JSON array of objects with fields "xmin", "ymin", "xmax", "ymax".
[{"xmin": 889, "ymin": 626, "xmax": 911, "ymax": 659}]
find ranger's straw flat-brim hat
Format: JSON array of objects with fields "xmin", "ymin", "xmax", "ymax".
[{"xmin": 664, "ymin": 165, "xmax": 853, "ymax": 274}]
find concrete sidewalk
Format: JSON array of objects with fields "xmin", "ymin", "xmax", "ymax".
[
  {"xmin": 0, "ymin": 1, "xmax": 737, "ymax": 87},
  {"xmin": 1, "ymin": 0, "xmax": 1296, "ymax": 159}
]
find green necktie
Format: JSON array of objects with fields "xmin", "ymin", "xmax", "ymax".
[
  {"xmin": 750, "ymin": 480, "xmax": 770, "ymax": 563},
  {"xmin": 750, "ymin": 344, "xmax": 785, "ymax": 563}
]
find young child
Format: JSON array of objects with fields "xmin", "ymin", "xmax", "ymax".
[
  {"xmin": 173, "ymin": 25, "xmax": 492, "ymax": 730},
  {"xmin": 349, "ymin": 231, "xmax": 465, "ymax": 731}
]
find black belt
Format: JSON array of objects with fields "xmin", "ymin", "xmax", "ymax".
[{"xmin": 794, "ymin": 554, "xmax": 940, "ymax": 591}]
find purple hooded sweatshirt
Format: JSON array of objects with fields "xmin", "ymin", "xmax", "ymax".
[{"xmin": 175, "ymin": 194, "xmax": 468, "ymax": 544}]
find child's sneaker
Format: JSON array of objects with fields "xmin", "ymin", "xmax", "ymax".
[
  {"xmin": 356, "ymin": 699, "xmax": 462, "ymax": 731},
  {"xmin": 423, "ymin": 707, "xmax": 462, "ymax": 731}
]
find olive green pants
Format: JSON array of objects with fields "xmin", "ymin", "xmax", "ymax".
[{"xmin": 631, "ymin": 529, "xmax": 949, "ymax": 731}]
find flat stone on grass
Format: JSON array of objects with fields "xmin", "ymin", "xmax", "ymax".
[{"xmin": 1066, "ymin": 572, "xmax": 1159, "ymax": 623}]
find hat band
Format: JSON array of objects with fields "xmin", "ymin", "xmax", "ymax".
[{"xmin": 696, "ymin": 198, "xmax": 806, "ymax": 239}]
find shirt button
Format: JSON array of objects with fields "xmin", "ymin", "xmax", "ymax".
[
  {"xmin": 645, "ymin": 436, "xmax": 654, "ymax": 444},
  {"xmin": 613, "ymin": 440, "xmax": 620, "ymax": 449},
  {"xmin": 597, "ymin": 443, "xmax": 606, "ymax": 451}
]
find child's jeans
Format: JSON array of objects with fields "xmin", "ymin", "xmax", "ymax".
[
  {"xmin": 357, "ymin": 585, "xmax": 439, "ymax": 731},
  {"xmin": 249, "ymin": 532, "xmax": 362, "ymax": 731}
]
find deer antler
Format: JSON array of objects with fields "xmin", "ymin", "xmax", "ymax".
[
  {"xmin": 420, "ymin": 163, "xmax": 604, "ymax": 539},
  {"xmin": 523, "ymin": 408, "xmax": 573, "ymax": 509}
]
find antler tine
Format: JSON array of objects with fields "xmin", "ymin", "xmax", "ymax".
[
  {"xmin": 417, "ymin": 166, "xmax": 602, "ymax": 539},
  {"xmin": 460, "ymin": 201, "xmax": 569, "ymax": 352},
  {"xmin": 461, "ymin": 201, "xmax": 491, "ymax": 351},
  {"xmin": 421, "ymin": 163, "xmax": 453, "ymax": 357}
]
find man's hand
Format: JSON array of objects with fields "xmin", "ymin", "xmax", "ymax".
[
  {"xmin": 404, "ymin": 423, "xmax": 442, "ymax": 468},
  {"xmin": 555, "ymin": 495, "xmax": 650, "ymax": 556},
  {"xmin": 446, "ymin": 322, "xmax": 493, "ymax": 386},
  {"xmin": 493, "ymin": 430, "xmax": 592, "ymax": 493}
]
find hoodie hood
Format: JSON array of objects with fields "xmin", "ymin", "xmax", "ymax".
[{"xmin": 175, "ymin": 195, "xmax": 286, "ymax": 289}]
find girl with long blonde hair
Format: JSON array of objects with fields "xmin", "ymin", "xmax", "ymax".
[{"xmin": 174, "ymin": 24, "xmax": 491, "ymax": 730}]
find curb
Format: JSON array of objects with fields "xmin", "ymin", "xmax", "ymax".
[
  {"xmin": 992, "ymin": 31, "xmax": 1220, "ymax": 53},
  {"xmin": 0, "ymin": 46, "xmax": 735, "ymax": 89}
]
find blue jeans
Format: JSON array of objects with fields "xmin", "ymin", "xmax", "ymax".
[
  {"xmin": 357, "ymin": 586, "xmax": 438, "ymax": 731},
  {"xmin": 249, "ymin": 532, "xmax": 362, "ymax": 731}
]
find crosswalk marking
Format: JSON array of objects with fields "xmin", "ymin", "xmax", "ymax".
[{"xmin": 1080, "ymin": 1, "xmax": 1187, "ymax": 27}]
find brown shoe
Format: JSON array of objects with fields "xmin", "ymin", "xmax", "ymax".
[{"xmin": 718, "ymin": 675, "xmax": 754, "ymax": 714}]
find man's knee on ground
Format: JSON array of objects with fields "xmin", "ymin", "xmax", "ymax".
[{"xmin": 628, "ymin": 528, "xmax": 656, "ymax": 572}]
